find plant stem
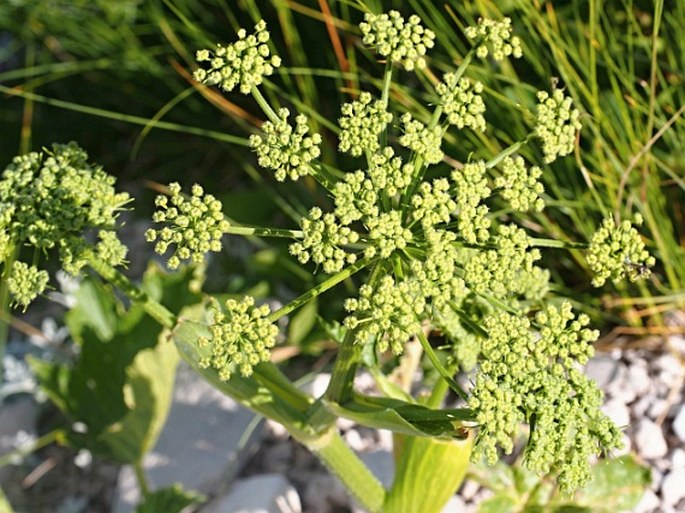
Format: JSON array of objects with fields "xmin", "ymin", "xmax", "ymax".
[
  {"xmin": 528, "ymin": 237, "xmax": 587, "ymax": 250},
  {"xmin": 225, "ymin": 225, "xmax": 303, "ymax": 239},
  {"xmin": 0, "ymin": 249, "xmax": 17, "ymax": 387},
  {"xmin": 0, "ymin": 428, "xmax": 64, "ymax": 468},
  {"xmin": 133, "ymin": 459, "xmax": 150, "ymax": 497},
  {"xmin": 251, "ymin": 85, "xmax": 281, "ymax": 125},
  {"xmin": 87, "ymin": 257, "xmax": 177, "ymax": 329},
  {"xmin": 416, "ymin": 330, "xmax": 467, "ymax": 401},
  {"xmin": 301, "ymin": 428, "xmax": 385, "ymax": 513},
  {"xmin": 268, "ymin": 258, "xmax": 372, "ymax": 322}
]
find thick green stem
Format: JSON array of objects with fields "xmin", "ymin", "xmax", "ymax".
[
  {"xmin": 0, "ymin": 249, "xmax": 17, "ymax": 387},
  {"xmin": 379, "ymin": 61, "xmax": 393, "ymax": 149},
  {"xmin": 299, "ymin": 428, "xmax": 386, "ymax": 513}
]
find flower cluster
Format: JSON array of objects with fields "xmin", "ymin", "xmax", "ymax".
[
  {"xmin": 6, "ymin": 262, "xmax": 49, "ymax": 310},
  {"xmin": 451, "ymin": 161, "xmax": 491, "ymax": 244},
  {"xmin": 146, "ymin": 183, "xmax": 230, "ymax": 270},
  {"xmin": 333, "ymin": 147, "xmax": 413, "ymax": 226},
  {"xmin": 463, "ymin": 225, "xmax": 542, "ymax": 298},
  {"xmin": 365, "ymin": 210, "xmax": 412, "ymax": 259},
  {"xmin": 344, "ymin": 276, "xmax": 424, "ymax": 354},
  {"xmin": 194, "ymin": 20, "xmax": 281, "ymax": 95},
  {"xmin": 289, "ymin": 207, "xmax": 359, "ymax": 274},
  {"xmin": 338, "ymin": 92, "xmax": 393, "ymax": 157},
  {"xmin": 494, "ymin": 156, "xmax": 545, "ymax": 212},
  {"xmin": 535, "ymin": 88, "xmax": 581, "ymax": 163},
  {"xmin": 411, "ymin": 178, "xmax": 456, "ymax": 230},
  {"xmin": 0, "ymin": 143, "xmax": 129, "ymax": 308},
  {"xmin": 464, "ymin": 17, "xmax": 523, "ymax": 61},
  {"xmin": 398, "ymin": 113, "xmax": 444, "ymax": 164},
  {"xmin": 436, "ymin": 75, "xmax": 486, "ymax": 132},
  {"xmin": 586, "ymin": 215, "xmax": 655, "ymax": 287},
  {"xmin": 198, "ymin": 296, "xmax": 279, "ymax": 381},
  {"xmin": 469, "ymin": 302, "xmax": 622, "ymax": 490},
  {"xmin": 249, "ymin": 108, "xmax": 322, "ymax": 182},
  {"xmin": 359, "ymin": 10, "xmax": 435, "ymax": 71}
]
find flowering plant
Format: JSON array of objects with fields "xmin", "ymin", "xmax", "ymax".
[{"xmin": 0, "ymin": 9, "xmax": 654, "ymax": 513}]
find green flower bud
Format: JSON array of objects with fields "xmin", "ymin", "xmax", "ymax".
[
  {"xmin": 249, "ymin": 108, "xmax": 322, "ymax": 181},
  {"xmin": 586, "ymin": 215, "xmax": 655, "ymax": 287},
  {"xmin": 535, "ymin": 89, "xmax": 581, "ymax": 163},
  {"xmin": 198, "ymin": 296, "xmax": 279, "ymax": 381},
  {"xmin": 464, "ymin": 17, "xmax": 523, "ymax": 61},
  {"xmin": 436, "ymin": 75, "xmax": 486, "ymax": 132},
  {"xmin": 339, "ymin": 92, "xmax": 393, "ymax": 157},
  {"xmin": 147, "ymin": 182, "xmax": 230, "ymax": 269},
  {"xmin": 359, "ymin": 11, "xmax": 435, "ymax": 71},
  {"xmin": 7, "ymin": 261, "xmax": 49, "ymax": 311},
  {"xmin": 495, "ymin": 156, "xmax": 545, "ymax": 212},
  {"xmin": 193, "ymin": 20, "xmax": 281, "ymax": 94}
]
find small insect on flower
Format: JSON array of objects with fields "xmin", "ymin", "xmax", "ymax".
[{"xmin": 624, "ymin": 257, "xmax": 651, "ymax": 278}]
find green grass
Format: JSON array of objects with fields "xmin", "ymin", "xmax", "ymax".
[{"xmin": 1, "ymin": 0, "xmax": 683, "ymax": 332}]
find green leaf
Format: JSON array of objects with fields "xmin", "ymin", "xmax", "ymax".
[
  {"xmin": 477, "ymin": 494, "xmax": 518, "ymax": 513},
  {"xmin": 97, "ymin": 337, "xmax": 179, "ymax": 462},
  {"xmin": 288, "ymin": 297, "xmax": 317, "ymax": 347},
  {"xmin": 133, "ymin": 484, "xmax": 203, "ymax": 513},
  {"xmin": 385, "ymin": 433, "xmax": 473, "ymax": 513},
  {"xmin": 324, "ymin": 393, "xmax": 472, "ymax": 437},
  {"xmin": 30, "ymin": 264, "xmax": 201, "ymax": 463},
  {"xmin": 561, "ymin": 455, "xmax": 650, "ymax": 512}
]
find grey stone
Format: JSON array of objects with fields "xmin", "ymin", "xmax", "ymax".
[
  {"xmin": 585, "ymin": 355, "xmax": 619, "ymax": 389},
  {"xmin": 112, "ymin": 361, "xmax": 260, "ymax": 513},
  {"xmin": 627, "ymin": 364, "xmax": 652, "ymax": 397},
  {"xmin": 634, "ymin": 419, "xmax": 668, "ymax": 460},
  {"xmin": 661, "ymin": 468, "xmax": 685, "ymax": 506},
  {"xmin": 360, "ymin": 450, "xmax": 394, "ymax": 488},
  {"xmin": 203, "ymin": 474, "xmax": 301, "ymax": 513},
  {"xmin": 459, "ymin": 479, "xmax": 480, "ymax": 501},
  {"xmin": 672, "ymin": 405, "xmax": 685, "ymax": 444},
  {"xmin": 606, "ymin": 365, "xmax": 636, "ymax": 404}
]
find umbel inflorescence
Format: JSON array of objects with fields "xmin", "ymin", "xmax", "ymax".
[
  {"xmin": 0, "ymin": 143, "xmax": 129, "ymax": 309},
  {"xmin": 187, "ymin": 9, "xmax": 656, "ymax": 491}
]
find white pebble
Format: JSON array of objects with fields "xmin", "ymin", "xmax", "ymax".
[
  {"xmin": 344, "ymin": 429, "xmax": 366, "ymax": 452},
  {"xmin": 602, "ymin": 399, "xmax": 630, "ymax": 427},
  {"xmin": 661, "ymin": 468, "xmax": 685, "ymax": 506},
  {"xmin": 634, "ymin": 419, "xmax": 668, "ymax": 460},
  {"xmin": 671, "ymin": 448, "xmax": 685, "ymax": 469},
  {"xmin": 672, "ymin": 405, "xmax": 685, "ymax": 444},
  {"xmin": 459, "ymin": 479, "xmax": 481, "ymax": 501},
  {"xmin": 633, "ymin": 490, "xmax": 661, "ymax": 513}
]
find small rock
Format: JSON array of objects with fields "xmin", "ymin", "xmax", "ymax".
[
  {"xmin": 647, "ymin": 399, "xmax": 668, "ymax": 421},
  {"xmin": 203, "ymin": 474, "xmax": 301, "ymax": 513},
  {"xmin": 344, "ymin": 429, "xmax": 366, "ymax": 452},
  {"xmin": 303, "ymin": 373, "xmax": 331, "ymax": 398},
  {"xmin": 632, "ymin": 395, "xmax": 652, "ymax": 419},
  {"xmin": 653, "ymin": 354, "xmax": 684, "ymax": 381},
  {"xmin": 672, "ymin": 405, "xmax": 685, "ymax": 443},
  {"xmin": 671, "ymin": 448, "xmax": 685, "ymax": 469},
  {"xmin": 459, "ymin": 479, "xmax": 480, "ymax": 501},
  {"xmin": 602, "ymin": 399, "xmax": 631, "ymax": 427},
  {"xmin": 441, "ymin": 495, "xmax": 467, "ymax": 512},
  {"xmin": 650, "ymin": 467, "xmax": 663, "ymax": 490},
  {"xmin": 633, "ymin": 490, "xmax": 661, "ymax": 513},
  {"xmin": 585, "ymin": 355, "xmax": 619, "ymax": 389},
  {"xmin": 627, "ymin": 364, "xmax": 652, "ymax": 397},
  {"xmin": 307, "ymin": 473, "xmax": 350, "ymax": 513},
  {"xmin": 661, "ymin": 468, "xmax": 685, "ymax": 506},
  {"xmin": 606, "ymin": 365, "xmax": 636, "ymax": 404},
  {"xmin": 634, "ymin": 419, "xmax": 668, "ymax": 460}
]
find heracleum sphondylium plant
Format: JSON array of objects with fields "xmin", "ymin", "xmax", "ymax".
[{"xmin": 0, "ymin": 10, "xmax": 656, "ymax": 513}]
